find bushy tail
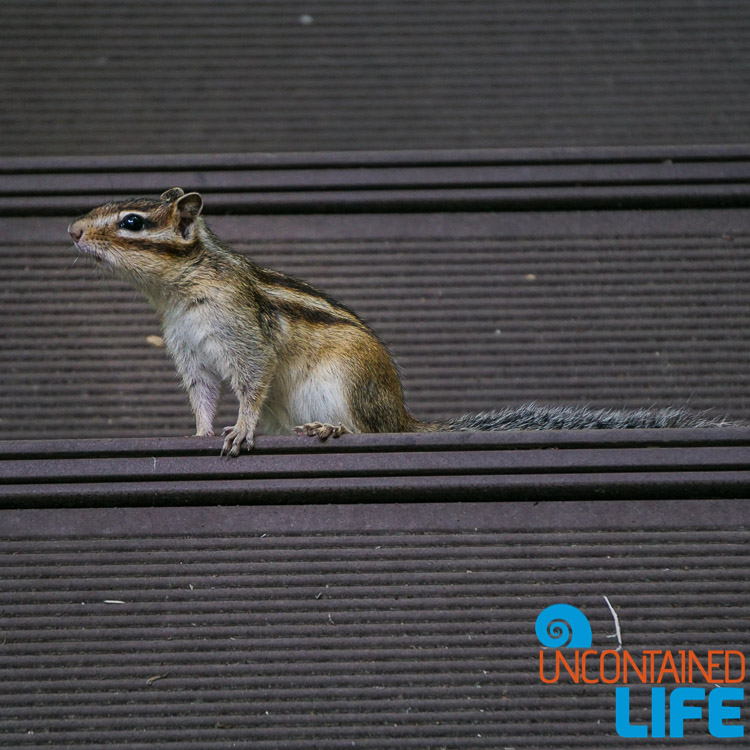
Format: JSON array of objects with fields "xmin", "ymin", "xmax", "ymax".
[{"xmin": 414, "ymin": 403, "xmax": 736, "ymax": 432}]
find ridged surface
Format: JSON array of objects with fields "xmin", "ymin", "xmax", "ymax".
[
  {"xmin": 4, "ymin": 146, "xmax": 750, "ymax": 214},
  {"xmin": 0, "ymin": 502, "xmax": 748, "ymax": 749},
  {"xmin": 3, "ymin": 429, "xmax": 750, "ymax": 508},
  {"xmin": 2, "ymin": 0, "xmax": 750, "ymax": 156},
  {"xmin": 2, "ymin": 202, "xmax": 749, "ymax": 439}
]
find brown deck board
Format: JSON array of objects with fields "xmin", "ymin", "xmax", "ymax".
[
  {"xmin": 2, "ymin": 149, "xmax": 750, "ymax": 439},
  {"xmin": 1, "ymin": 458, "xmax": 748, "ymax": 748},
  {"xmin": 3, "ymin": 1, "xmax": 750, "ymax": 156},
  {"xmin": 3, "ymin": 0, "xmax": 750, "ymax": 744}
]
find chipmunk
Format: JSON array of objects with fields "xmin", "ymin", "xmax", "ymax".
[{"xmin": 68, "ymin": 188, "xmax": 733, "ymax": 456}]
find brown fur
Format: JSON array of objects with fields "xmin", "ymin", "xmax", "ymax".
[
  {"xmin": 68, "ymin": 188, "xmax": 735, "ymax": 453},
  {"xmin": 68, "ymin": 188, "xmax": 421, "ymax": 454}
]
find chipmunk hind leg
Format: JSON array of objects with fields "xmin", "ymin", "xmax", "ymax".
[
  {"xmin": 289, "ymin": 365, "xmax": 355, "ymax": 441},
  {"xmin": 292, "ymin": 330, "xmax": 415, "ymax": 440},
  {"xmin": 341, "ymin": 345, "xmax": 417, "ymax": 434}
]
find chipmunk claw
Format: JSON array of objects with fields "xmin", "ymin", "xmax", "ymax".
[
  {"xmin": 294, "ymin": 422, "xmax": 352, "ymax": 440},
  {"xmin": 221, "ymin": 425, "xmax": 254, "ymax": 457}
]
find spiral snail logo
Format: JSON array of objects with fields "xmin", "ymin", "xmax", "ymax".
[
  {"xmin": 535, "ymin": 602, "xmax": 745, "ymax": 738},
  {"xmin": 535, "ymin": 603, "xmax": 593, "ymax": 649}
]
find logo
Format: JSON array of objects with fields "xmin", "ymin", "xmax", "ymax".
[
  {"xmin": 535, "ymin": 601, "xmax": 745, "ymax": 739},
  {"xmin": 535, "ymin": 603, "xmax": 593, "ymax": 649}
]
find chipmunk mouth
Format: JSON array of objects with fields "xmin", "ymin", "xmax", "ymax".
[{"xmin": 73, "ymin": 241, "xmax": 106, "ymax": 265}]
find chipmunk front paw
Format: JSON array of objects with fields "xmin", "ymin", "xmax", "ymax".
[
  {"xmin": 221, "ymin": 424, "xmax": 254, "ymax": 457},
  {"xmin": 294, "ymin": 422, "xmax": 352, "ymax": 440}
]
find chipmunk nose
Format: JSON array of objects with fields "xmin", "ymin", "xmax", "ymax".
[{"xmin": 68, "ymin": 221, "xmax": 83, "ymax": 242}]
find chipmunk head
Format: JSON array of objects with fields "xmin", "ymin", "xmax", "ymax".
[{"xmin": 68, "ymin": 188, "xmax": 205, "ymax": 288}]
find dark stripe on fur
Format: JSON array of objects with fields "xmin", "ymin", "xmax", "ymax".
[
  {"xmin": 265, "ymin": 296, "xmax": 366, "ymax": 331},
  {"xmin": 253, "ymin": 265, "xmax": 369, "ymax": 327}
]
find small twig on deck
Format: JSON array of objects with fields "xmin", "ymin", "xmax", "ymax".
[{"xmin": 603, "ymin": 595, "xmax": 622, "ymax": 651}]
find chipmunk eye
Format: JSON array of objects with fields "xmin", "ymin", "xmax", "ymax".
[{"xmin": 119, "ymin": 214, "xmax": 145, "ymax": 231}]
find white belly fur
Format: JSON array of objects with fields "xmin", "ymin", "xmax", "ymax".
[
  {"xmin": 163, "ymin": 306, "xmax": 230, "ymax": 379},
  {"xmin": 163, "ymin": 305, "xmax": 351, "ymax": 435},
  {"xmin": 259, "ymin": 363, "xmax": 352, "ymax": 434}
]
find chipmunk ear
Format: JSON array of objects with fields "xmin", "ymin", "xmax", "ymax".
[
  {"xmin": 160, "ymin": 187, "xmax": 185, "ymax": 202},
  {"xmin": 174, "ymin": 192, "xmax": 204, "ymax": 239}
]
